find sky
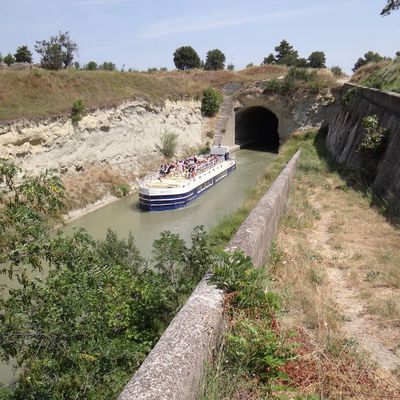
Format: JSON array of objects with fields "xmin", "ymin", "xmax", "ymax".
[{"xmin": 0, "ymin": 0, "xmax": 399, "ymax": 74}]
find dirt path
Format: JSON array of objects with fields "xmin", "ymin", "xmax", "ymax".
[
  {"xmin": 308, "ymin": 192, "xmax": 400, "ymax": 382},
  {"xmin": 308, "ymin": 199, "xmax": 400, "ymax": 374}
]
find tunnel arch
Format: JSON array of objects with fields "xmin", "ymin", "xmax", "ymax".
[{"xmin": 235, "ymin": 106, "xmax": 280, "ymax": 152}]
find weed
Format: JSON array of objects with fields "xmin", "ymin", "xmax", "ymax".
[
  {"xmin": 71, "ymin": 99, "xmax": 85, "ymax": 123},
  {"xmin": 160, "ymin": 131, "xmax": 179, "ymax": 159}
]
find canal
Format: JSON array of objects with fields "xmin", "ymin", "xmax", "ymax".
[{"xmin": 0, "ymin": 148, "xmax": 275, "ymax": 385}]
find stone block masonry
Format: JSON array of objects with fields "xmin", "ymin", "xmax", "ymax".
[
  {"xmin": 326, "ymin": 83, "xmax": 400, "ymax": 216},
  {"xmin": 118, "ymin": 150, "xmax": 301, "ymax": 400}
]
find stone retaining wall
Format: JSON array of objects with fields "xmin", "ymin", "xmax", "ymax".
[
  {"xmin": 118, "ymin": 150, "xmax": 301, "ymax": 400},
  {"xmin": 326, "ymin": 83, "xmax": 400, "ymax": 216}
]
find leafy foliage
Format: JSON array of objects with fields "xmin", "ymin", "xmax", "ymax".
[
  {"xmin": 201, "ymin": 87, "xmax": 223, "ymax": 117},
  {"xmin": 14, "ymin": 46, "xmax": 32, "ymax": 63},
  {"xmin": 206, "ymin": 251, "xmax": 293, "ymax": 391},
  {"xmin": 227, "ymin": 63, "xmax": 234, "ymax": 71},
  {"xmin": 353, "ymin": 51, "xmax": 385, "ymax": 72},
  {"xmin": 308, "ymin": 51, "xmax": 326, "ymax": 68},
  {"xmin": 358, "ymin": 115, "xmax": 389, "ymax": 154},
  {"xmin": 340, "ymin": 87, "xmax": 359, "ymax": 107},
  {"xmin": 0, "ymin": 159, "xmax": 64, "ymax": 285},
  {"xmin": 274, "ymin": 39, "xmax": 299, "ymax": 66},
  {"xmin": 0, "ymin": 160, "xmax": 214, "ymax": 399},
  {"xmin": 381, "ymin": 0, "xmax": 400, "ymax": 15},
  {"xmin": 331, "ymin": 65, "xmax": 343, "ymax": 77},
  {"xmin": 204, "ymin": 49, "xmax": 226, "ymax": 70},
  {"xmin": 173, "ymin": 46, "xmax": 201, "ymax": 70},
  {"xmin": 86, "ymin": 61, "xmax": 98, "ymax": 70},
  {"xmin": 3, "ymin": 53, "xmax": 15, "ymax": 66},
  {"xmin": 71, "ymin": 99, "xmax": 85, "ymax": 124},
  {"xmin": 160, "ymin": 131, "xmax": 179, "ymax": 159},
  {"xmin": 35, "ymin": 31, "xmax": 78, "ymax": 70},
  {"xmin": 262, "ymin": 53, "xmax": 276, "ymax": 65}
]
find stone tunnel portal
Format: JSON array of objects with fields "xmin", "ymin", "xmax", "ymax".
[{"xmin": 235, "ymin": 107, "xmax": 280, "ymax": 152}]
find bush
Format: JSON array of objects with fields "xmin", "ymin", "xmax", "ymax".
[
  {"xmin": 364, "ymin": 74, "xmax": 385, "ymax": 89},
  {"xmin": 71, "ymin": 99, "xmax": 85, "ymax": 123},
  {"xmin": 160, "ymin": 131, "xmax": 179, "ymax": 159},
  {"xmin": 201, "ymin": 87, "xmax": 223, "ymax": 117},
  {"xmin": 340, "ymin": 87, "xmax": 359, "ymax": 106},
  {"xmin": 358, "ymin": 115, "xmax": 389, "ymax": 154},
  {"xmin": 3, "ymin": 53, "xmax": 15, "ymax": 66},
  {"xmin": 204, "ymin": 49, "xmax": 226, "ymax": 70},
  {"xmin": 113, "ymin": 183, "xmax": 130, "ymax": 197},
  {"xmin": 331, "ymin": 66, "xmax": 343, "ymax": 77},
  {"xmin": 173, "ymin": 46, "xmax": 201, "ymax": 70},
  {"xmin": 14, "ymin": 45, "xmax": 33, "ymax": 63}
]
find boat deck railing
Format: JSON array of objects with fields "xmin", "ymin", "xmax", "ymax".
[{"xmin": 138, "ymin": 157, "xmax": 235, "ymax": 189}]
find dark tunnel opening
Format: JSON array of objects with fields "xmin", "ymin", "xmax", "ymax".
[{"xmin": 235, "ymin": 107, "xmax": 280, "ymax": 152}]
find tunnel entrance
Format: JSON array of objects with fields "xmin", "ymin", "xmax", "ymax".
[{"xmin": 235, "ymin": 107, "xmax": 280, "ymax": 152}]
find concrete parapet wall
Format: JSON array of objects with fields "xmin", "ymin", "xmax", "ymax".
[
  {"xmin": 226, "ymin": 150, "xmax": 300, "ymax": 267},
  {"xmin": 118, "ymin": 150, "xmax": 301, "ymax": 400}
]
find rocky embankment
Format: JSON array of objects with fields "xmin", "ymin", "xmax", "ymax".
[{"xmin": 0, "ymin": 100, "xmax": 209, "ymax": 215}]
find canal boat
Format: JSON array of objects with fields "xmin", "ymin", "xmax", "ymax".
[{"xmin": 138, "ymin": 146, "xmax": 236, "ymax": 211}]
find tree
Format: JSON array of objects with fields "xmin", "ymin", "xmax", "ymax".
[
  {"xmin": 296, "ymin": 58, "xmax": 309, "ymax": 68},
  {"xmin": 86, "ymin": 61, "xmax": 97, "ymax": 70},
  {"xmin": 275, "ymin": 39, "xmax": 298, "ymax": 66},
  {"xmin": 35, "ymin": 31, "xmax": 78, "ymax": 70},
  {"xmin": 204, "ymin": 49, "xmax": 226, "ymax": 70},
  {"xmin": 173, "ymin": 46, "xmax": 201, "ymax": 70},
  {"xmin": 262, "ymin": 53, "xmax": 276, "ymax": 65},
  {"xmin": 3, "ymin": 53, "xmax": 15, "ymax": 66},
  {"xmin": 331, "ymin": 66, "xmax": 343, "ymax": 77},
  {"xmin": 100, "ymin": 61, "xmax": 116, "ymax": 71},
  {"xmin": 381, "ymin": 0, "xmax": 400, "ymax": 15},
  {"xmin": 396, "ymin": 51, "xmax": 400, "ymax": 57},
  {"xmin": 308, "ymin": 51, "xmax": 326, "ymax": 68},
  {"xmin": 74, "ymin": 61, "xmax": 80, "ymax": 69},
  {"xmin": 246, "ymin": 62, "xmax": 254, "ymax": 68},
  {"xmin": 353, "ymin": 51, "xmax": 384, "ymax": 71},
  {"xmin": 227, "ymin": 63, "xmax": 234, "ymax": 71},
  {"xmin": 0, "ymin": 53, "xmax": 2, "ymax": 63},
  {"xmin": 14, "ymin": 45, "xmax": 33, "ymax": 63}
]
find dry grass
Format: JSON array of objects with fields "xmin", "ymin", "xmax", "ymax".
[
  {"xmin": 0, "ymin": 66, "xmax": 288, "ymax": 121},
  {"xmin": 350, "ymin": 61, "xmax": 391, "ymax": 84},
  {"xmin": 267, "ymin": 131, "xmax": 400, "ymax": 399},
  {"xmin": 62, "ymin": 166, "xmax": 131, "ymax": 211}
]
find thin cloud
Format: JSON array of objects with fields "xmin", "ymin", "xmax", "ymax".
[{"xmin": 141, "ymin": 7, "xmax": 336, "ymax": 38}]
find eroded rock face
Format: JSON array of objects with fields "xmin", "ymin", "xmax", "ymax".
[
  {"xmin": 236, "ymin": 82, "xmax": 339, "ymax": 142},
  {"xmin": 0, "ymin": 99, "xmax": 206, "ymax": 176}
]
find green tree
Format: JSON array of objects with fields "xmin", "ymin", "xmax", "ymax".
[
  {"xmin": 353, "ymin": 51, "xmax": 384, "ymax": 71},
  {"xmin": 100, "ymin": 61, "xmax": 116, "ymax": 71},
  {"xmin": 35, "ymin": 31, "xmax": 78, "ymax": 70},
  {"xmin": 274, "ymin": 39, "xmax": 298, "ymax": 66},
  {"xmin": 0, "ymin": 52, "xmax": 2, "ymax": 63},
  {"xmin": 0, "ymin": 159, "xmax": 64, "ymax": 284},
  {"xmin": 86, "ymin": 61, "xmax": 97, "ymax": 70},
  {"xmin": 3, "ymin": 53, "xmax": 15, "ymax": 66},
  {"xmin": 296, "ymin": 57, "xmax": 309, "ymax": 68},
  {"xmin": 262, "ymin": 53, "xmax": 276, "ymax": 65},
  {"xmin": 381, "ymin": 0, "xmax": 400, "ymax": 15},
  {"xmin": 308, "ymin": 51, "xmax": 326, "ymax": 68},
  {"xmin": 204, "ymin": 49, "xmax": 226, "ymax": 70},
  {"xmin": 173, "ymin": 46, "xmax": 201, "ymax": 70},
  {"xmin": 74, "ymin": 61, "xmax": 80, "ymax": 69},
  {"xmin": 246, "ymin": 62, "xmax": 254, "ymax": 68},
  {"xmin": 227, "ymin": 63, "xmax": 234, "ymax": 71},
  {"xmin": 331, "ymin": 65, "xmax": 343, "ymax": 77},
  {"xmin": 14, "ymin": 45, "xmax": 33, "ymax": 63}
]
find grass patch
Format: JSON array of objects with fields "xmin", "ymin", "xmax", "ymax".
[
  {"xmin": 210, "ymin": 132, "xmax": 313, "ymax": 249},
  {"xmin": 350, "ymin": 58, "xmax": 400, "ymax": 93},
  {"xmin": 0, "ymin": 66, "xmax": 288, "ymax": 121}
]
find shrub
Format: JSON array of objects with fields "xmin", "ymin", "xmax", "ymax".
[
  {"xmin": 201, "ymin": 87, "xmax": 223, "ymax": 117},
  {"xmin": 3, "ymin": 53, "xmax": 15, "ymax": 66},
  {"xmin": 227, "ymin": 63, "xmax": 234, "ymax": 71},
  {"xmin": 160, "ymin": 131, "xmax": 179, "ymax": 159},
  {"xmin": 71, "ymin": 99, "xmax": 85, "ymax": 123},
  {"xmin": 113, "ymin": 183, "xmax": 130, "ymax": 197},
  {"xmin": 331, "ymin": 66, "xmax": 343, "ymax": 77},
  {"xmin": 86, "ymin": 61, "xmax": 97, "ymax": 70},
  {"xmin": 358, "ymin": 115, "xmax": 389, "ymax": 154},
  {"xmin": 364, "ymin": 74, "xmax": 385, "ymax": 89},
  {"xmin": 340, "ymin": 87, "xmax": 359, "ymax": 106},
  {"xmin": 264, "ymin": 79, "xmax": 281, "ymax": 93},
  {"xmin": 14, "ymin": 45, "xmax": 33, "ymax": 63}
]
